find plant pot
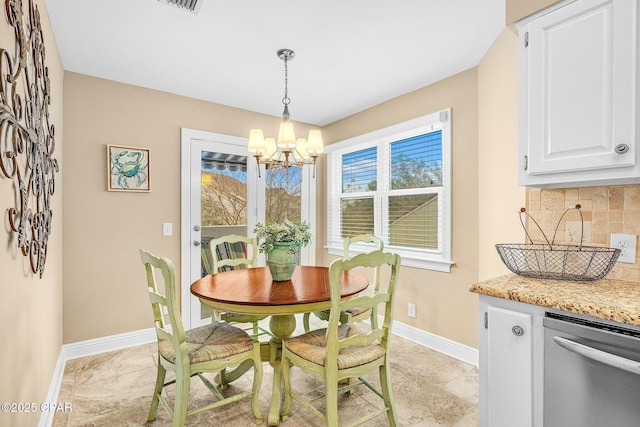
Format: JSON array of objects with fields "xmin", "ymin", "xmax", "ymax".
[{"xmin": 266, "ymin": 242, "xmax": 298, "ymax": 281}]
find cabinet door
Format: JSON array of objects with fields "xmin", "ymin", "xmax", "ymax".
[
  {"xmin": 522, "ymin": 0, "xmax": 636, "ymax": 177},
  {"xmin": 487, "ymin": 306, "xmax": 533, "ymax": 427}
]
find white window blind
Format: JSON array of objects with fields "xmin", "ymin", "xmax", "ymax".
[{"xmin": 326, "ymin": 109, "xmax": 453, "ymax": 272}]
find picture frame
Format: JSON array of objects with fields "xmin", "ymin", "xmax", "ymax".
[{"xmin": 107, "ymin": 144, "xmax": 150, "ymax": 192}]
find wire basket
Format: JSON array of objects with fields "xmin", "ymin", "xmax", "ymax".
[{"xmin": 495, "ymin": 206, "xmax": 621, "ymax": 281}]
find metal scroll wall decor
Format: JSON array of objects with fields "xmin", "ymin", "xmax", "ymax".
[{"xmin": 0, "ymin": 0, "xmax": 58, "ymax": 277}]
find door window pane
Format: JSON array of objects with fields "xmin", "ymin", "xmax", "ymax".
[
  {"xmin": 265, "ymin": 165, "xmax": 301, "ymax": 223},
  {"xmin": 201, "ymin": 152, "xmax": 248, "ymax": 229},
  {"xmin": 200, "ymin": 152, "xmax": 248, "ymax": 319}
]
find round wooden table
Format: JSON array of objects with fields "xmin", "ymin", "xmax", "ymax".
[{"xmin": 190, "ymin": 265, "xmax": 368, "ymax": 425}]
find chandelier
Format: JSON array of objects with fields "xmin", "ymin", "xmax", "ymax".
[{"xmin": 248, "ymin": 49, "xmax": 324, "ymax": 177}]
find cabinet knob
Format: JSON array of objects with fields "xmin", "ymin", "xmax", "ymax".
[
  {"xmin": 615, "ymin": 144, "xmax": 629, "ymax": 154},
  {"xmin": 512, "ymin": 325, "xmax": 525, "ymax": 336}
]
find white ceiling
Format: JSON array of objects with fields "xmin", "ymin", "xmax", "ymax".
[{"xmin": 44, "ymin": 0, "xmax": 505, "ymax": 126}]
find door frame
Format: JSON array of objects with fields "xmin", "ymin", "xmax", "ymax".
[{"xmin": 180, "ymin": 127, "xmax": 317, "ymax": 329}]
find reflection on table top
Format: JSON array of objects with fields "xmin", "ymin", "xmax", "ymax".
[{"xmin": 190, "ymin": 265, "xmax": 368, "ymax": 307}]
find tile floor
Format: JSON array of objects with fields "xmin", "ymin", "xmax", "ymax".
[{"xmin": 53, "ymin": 316, "xmax": 479, "ymax": 426}]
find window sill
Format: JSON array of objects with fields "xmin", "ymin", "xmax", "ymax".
[{"xmin": 325, "ymin": 245, "xmax": 454, "ymax": 273}]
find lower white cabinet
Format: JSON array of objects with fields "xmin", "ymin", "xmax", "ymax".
[{"xmin": 478, "ymin": 296, "xmax": 545, "ymax": 427}]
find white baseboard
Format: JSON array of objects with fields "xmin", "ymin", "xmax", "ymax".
[
  {"xmin": 38, "ymin": 351, "xmax": 67, "ymax": 427},
  {"xmin": 38, "ymin": 328, "xmax": 156, "ymax": 427},
  {"xmin": 392, "ymin": 319, "xmax": 479, "ymax": 368},
  {"xmin": 63, "ymin": 327, "xmax": 156, "ymax": 360}
]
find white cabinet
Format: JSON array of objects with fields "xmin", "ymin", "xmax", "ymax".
[
  {"xmin": 478, "ymin": 296, "xmax": 545, "ymax": 427},
  {"xmin": 518, "ymin": 0, "xmax": 640, "ymax": 187}
]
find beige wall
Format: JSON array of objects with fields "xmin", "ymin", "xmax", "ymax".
[
  {"xmin": 477, "ymin": 29, "xmax": 526, "ymax": 281},
  {"xmin": 322, "ymin": 69, "xmax": 481, "ymax": 347},
  {"xmin": 62, "ymin": 73, "xmax": 315, "ymax": 343},
  {"xmin": 506, "ymin": 0, "xmax": 563, "ymax": 25},
  {"xmin": 0, "ymin": 1, "xmax": 64, "ymax": 426}
]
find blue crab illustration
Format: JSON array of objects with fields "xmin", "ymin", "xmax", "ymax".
[{"xmin": 111, "ymin": 150, "xmax": 148, "ymax": 188}]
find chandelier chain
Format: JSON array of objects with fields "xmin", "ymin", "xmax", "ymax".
[{"xmin": 282, "ymin": 55, "xmax": 290, "ymax": 107}]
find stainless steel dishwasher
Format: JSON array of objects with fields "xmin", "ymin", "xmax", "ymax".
[{"xmin": 544, "ymin": 312, "xmax": 640, "ymax": 427}]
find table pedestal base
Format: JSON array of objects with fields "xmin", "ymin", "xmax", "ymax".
[{"xmin": 267, "ymin": 314, "xmax": 296, "ymax": 426}]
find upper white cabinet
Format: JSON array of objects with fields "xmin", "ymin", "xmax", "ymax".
[{"xmin": 518, "ymin": 0, "xmax": 640, "ymax": 187}]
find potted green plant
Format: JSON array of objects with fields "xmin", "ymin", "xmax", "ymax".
[{"xmin": 253, "ymin": 219, "xmax": 312, "ymax": 281}]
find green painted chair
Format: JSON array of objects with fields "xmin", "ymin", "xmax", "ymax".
[
  {"xmin": 207, "ymin": 234, "xmax": 272, "ymax": 340},
  {"xmin": 302, "ymin": 234, "xmax": 384, "ymax": 332},
  {"xmin": 139, "ymin": 249, "xmax": 263, "ymax": 427},
  {"xmin": 281, "ymin": 250, "xmax": 401, "ymax": 426}
]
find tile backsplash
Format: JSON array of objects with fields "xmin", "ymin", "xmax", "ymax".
[{"xmin": 526, "ymin": 185, "xmax": 640, "ymax": 282}]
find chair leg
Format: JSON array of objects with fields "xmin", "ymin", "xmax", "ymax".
[
  {"xmin": 281, "ymin": 352, "xmax": 293, "ymax": 420},
  {"xmin": 250, "ymin": 351, "xmax": 264, "ymax": 424},
  {"xmin": 302, "ymin": 312, "xmax": 311, "ymax": 332},
  {"xmin": 218, "ymin": 369, "xmax": 229, "ymax": 390},
  {"xmin": 379, "ymin": 362, "xmax": 398, "ymax": 427},
  {"xmin": 325, "ymin": 372, "xmax": 339, "ymax": 427},
  {"xmin": 173, "ymin": 367, "xmax": 190, "ymax": 427},
  {"xmin": 148, "ymin": 360, "xmax": 166, "ymax": 422}
]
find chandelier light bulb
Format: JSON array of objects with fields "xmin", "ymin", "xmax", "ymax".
[
  {"xmin": 307, "ymin": 130, "xmax": 324, "ymax": 155},
  {"xmin": 248, "ymin": 129, "xmax": 266, "ymax": 155}
]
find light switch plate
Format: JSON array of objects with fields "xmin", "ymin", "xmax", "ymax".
[
  {"xmin": 162, "ymin": 222, "xmax": 173, "ymax": 237},
  {"xmin": 408, "ymin": 303, "xmax": 416, "ymax": 318},
  {"xmin": 610, "ymin": 233, "xmax": 636, "ymax": 263}
]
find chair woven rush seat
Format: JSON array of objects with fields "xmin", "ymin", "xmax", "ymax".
[
  {"xmin": 157, "ymin": 322, "xmax": 255, "ymax": 365},
  {"xmin": 285, "ymin": 323, "xmax": 385, "ymax": 369}
]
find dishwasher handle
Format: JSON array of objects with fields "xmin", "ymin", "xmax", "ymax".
[{"xmin": 553, "ymin": 336, "xmax": 640, "ymax": 376}]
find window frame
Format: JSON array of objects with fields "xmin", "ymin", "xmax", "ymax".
[{"xmin": 326, "ymin": 109, "xmax": 453, "ymax": 272}]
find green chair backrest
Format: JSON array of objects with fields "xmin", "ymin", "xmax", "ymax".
[
  {"xmin": 344, "ymin": 234, "xmax": 384, "ymax": 293},
  {"xmin": 342, "ymin": 234, "xmax": 384, "ymax": 260},
  {"xmin": 209, "ymin": 235, "xmax": 257, "ymax": 274},
  {"xmin": 139, "ymin": 249, "xmax": 187, "ymax": 363},
  {"xmin": 326, "ymin": 251, "xmax": 401, "ymax": 359}
]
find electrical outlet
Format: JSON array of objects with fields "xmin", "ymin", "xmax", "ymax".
[
  {"xmin": 408, "ymin": 303, "xmax": 416, "ymax": 318},
  {"xmin": 611, "ymin": 233, "xmax": 637, "ymax": 264}
]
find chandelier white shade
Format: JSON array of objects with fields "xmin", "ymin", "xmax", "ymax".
[{"xmin": 248, "ymin": 49, "xmax": 324, "ymax": 177}]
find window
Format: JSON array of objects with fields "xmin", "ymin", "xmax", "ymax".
[{"xmin": 326, "ymin": 109, "xmax": 452, "ymax": 271}]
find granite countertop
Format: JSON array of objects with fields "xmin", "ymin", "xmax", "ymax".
[{"xmin": 469, "ymin": 274, "xmax": 640, "ymax": 327}]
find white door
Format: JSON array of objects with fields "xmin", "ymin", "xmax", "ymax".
[
  {"xmin": 181, "ymin": 129, "xmax": 259, "ymax": 328},
  {"xmin": 180, "ymin": 128, "xmax": 317, "ymax": 329}
]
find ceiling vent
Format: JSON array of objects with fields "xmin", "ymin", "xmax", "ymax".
[{"xmin": 158, "ymin": 0, "xmax": 203, "ymax": 14}]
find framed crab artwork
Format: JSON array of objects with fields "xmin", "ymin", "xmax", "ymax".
[{"xmin": 107, "ymin": 145, "xmax": 150, "ymax": 192}]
